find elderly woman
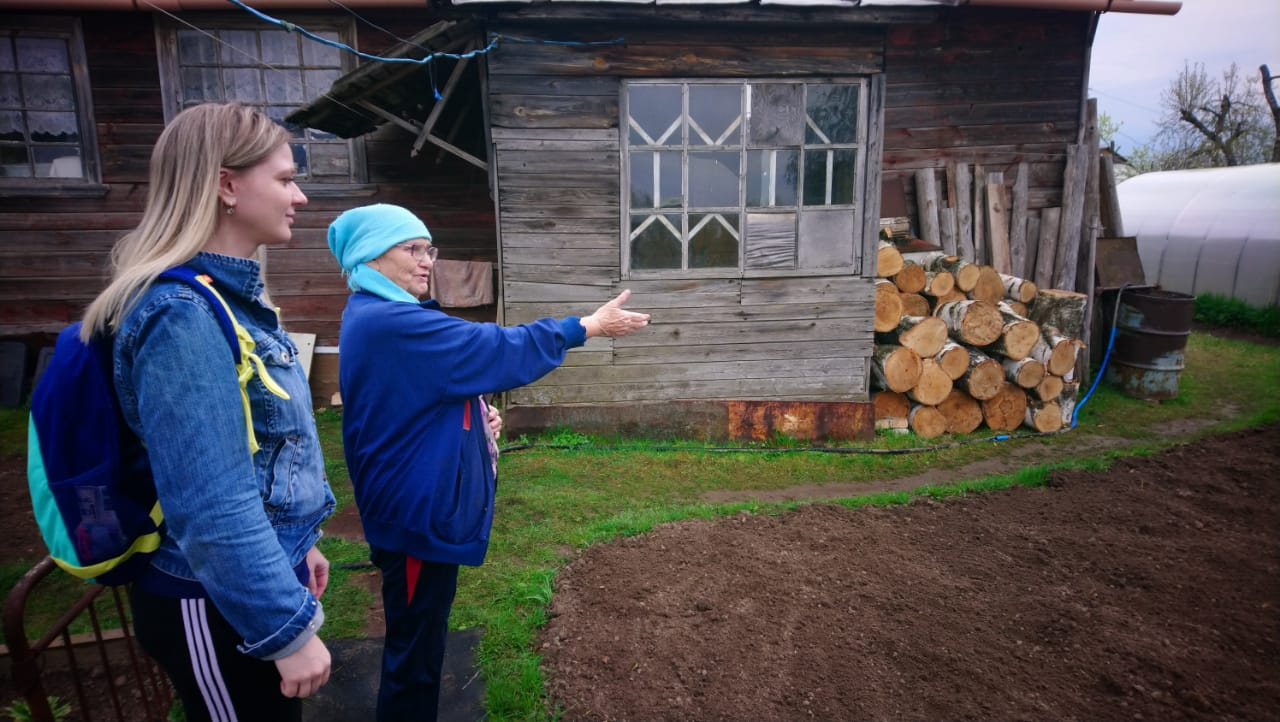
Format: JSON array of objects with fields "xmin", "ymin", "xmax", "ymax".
[{"xmin": 327, "ymin": 203, "xmax": 649, "ymax": 722}]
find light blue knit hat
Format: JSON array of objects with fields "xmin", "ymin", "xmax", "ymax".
[{"xmin": 327, "ymin": 204, "xmax": 432, "ymax": 302}]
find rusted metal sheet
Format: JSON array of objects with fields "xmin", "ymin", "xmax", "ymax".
[
  {"xmin": 505, "ymin": 400, "xmax": 874, "ymax": 441},
  {"xmin": 1103, "ymin": 288, "xmax": 1195, "ymax": 400},
  {"xmin": 727, "ymin": 400, "xmax": 874, "ymax": 442}
]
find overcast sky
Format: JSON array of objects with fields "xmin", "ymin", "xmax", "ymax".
[{"xmin": 1089, "ymin": 0, "xmax": 1280, "ymax": 154}]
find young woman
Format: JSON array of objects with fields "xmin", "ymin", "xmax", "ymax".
[
  {"xmin": 327, "ymin": 203, "xmax": 649, "ymax": 721},
  {"xmin": 80, "ymin": 102, "xmax": 334, "ymax": 722}
]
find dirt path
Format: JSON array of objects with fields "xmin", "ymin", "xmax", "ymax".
[{"xmin": 541, "ymin": 424, "xmax": 1280, "ymax": 721}]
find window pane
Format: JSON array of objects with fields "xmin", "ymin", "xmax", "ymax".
[
  {"xmin": 749, "ymin": 83, "xmax": 803, "ymax": 146},
  {"xmin": 689, "ymin": 84, "xmax": 740, "ymax": 146},
  {"xmin": 0, "ymin": 38, "xmax": 14, "ymax": 72},
  {"xmin": 27, "ymin": 111, "xmax": 77, "ymax": 142},
  {"xmin": 689, "ymin": 151, "xmax": 738, "ymax": 207},
  {"xmin": 830, "ymin": 148, "xmax": 856, "ymax": 205},
  {"xmin": 0, "ymin": 74, "xmax": 20, "ymax": 108},
  {"xmin": 628, "ymin": 84, "xmax": 681, "ymax": 146},
  {"xmin": 744, "ymin": 213, "xmax": 796, "ymax": 270},
  {"xmin": 0, "ymin": 144, "xmax": 32, "ymax": 175},
  {"xmin": 629, "ymin": 150, "xmax": 683, "ymax": 209},
  {"xmin": 177, "ymin": 31, "xmax": 216, "ymax": 65},
  {"xmin": 259, "ymin": 32, "xmax": 293, "ymax": 67},
  {"xmin": 803, "ymin": 149, "xmax": 857, "ymax": 206},
  {"xmin": 798, "ymin": 209, "xmax": 855, "ymax": 269},
  {"xmin": 689, "ymin": 213, "xmax": 739, "ymax": 269},
  {"xmin": 803, "ymin": 150, "xmax": 829, "ymax": 206},
  {"xmin": 219, "ymin": 30, "xmax": 257, "ymax": 66},
  {"xmin": 266, "ymin": 69, "xmax": 305, "ymax": 104},
  {"xmin": 22, "ymin": 73, "xmax": 74, "ymax": 111},
  {"xmin": 181, "ymin": 67, "xmax": 222, "ymax": 100},
  {"xmin": 0, "ymin": 109, "xmax": 23, "ymax": 140},
  {"xmin": 631, "ymin": 214, "xmax": 682, "ymax": 270},
  {"xmin": 746, "ymin": 149, "xmax": 798, "ymax": 208},
  {"xmin": 34, "ymin": 146, "xmax": 82, "ymax": 178},
  {"xmin": 15, "ymin": 38, "xmax": 68, "ymax": 73},
  {"xmin": 291, "ymin": 143, "xmax": 310, "ymax": 177},
  {"xmin": 302, "ymin": 32, "xmax": 341, "ymax": 66},
  {"xmin": 224, "ymin": 68, "xmax": 263, "ymax": 102},
  {"xmin": 806, "ymin": 84, "xmax": 859, "ymax": 144},
  {"xmin": 305, "ymin": 69, "xmax": 341, "ymax": 96}
]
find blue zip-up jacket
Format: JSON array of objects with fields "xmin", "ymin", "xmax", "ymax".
[
  {"xmin": 114, "ymin": 252, "xmax": 335, "ymax": 660},
  {"xmin": 338, "ymin": 292, "xmax": 586, "ymax": 566}
]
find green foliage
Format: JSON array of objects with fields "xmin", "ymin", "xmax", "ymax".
[
  {"xmin": 3, "ymin": 695, "xmax": 72, "ymax": 722},
  {"xmin": 1193, "ymin": 293, "xmax": 1280, "ymax": 337}
]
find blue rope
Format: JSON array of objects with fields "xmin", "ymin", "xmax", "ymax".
[
  {"xmin": 224, "ymin": 0, "xmax": 622, "ymax": 67},
  {"xmin": 1071, "ymin": 284, "xmax": 1129, "ymax": 428}
]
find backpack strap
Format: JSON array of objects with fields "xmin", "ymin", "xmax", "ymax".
[{"xmin": 158, "ymin": 266, "xmax": 290, "ymax": 454}]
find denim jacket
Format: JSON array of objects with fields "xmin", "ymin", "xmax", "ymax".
[{"xmin": 113, "ymin": 252, "xmax": 335, "ymax": 660}]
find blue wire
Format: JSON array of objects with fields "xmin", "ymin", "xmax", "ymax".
[{"xmin": 1071, "ymin": 284, "xmax": 1128, "ymax": 428}]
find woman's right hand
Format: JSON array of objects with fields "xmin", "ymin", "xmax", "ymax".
[
  {"xmin": 583, "ymin": 289, "xmax": 650, "ymax": 338},
  {"xmin": 275, "ymin": 635, "xmax": 331, "ymax": 698}
]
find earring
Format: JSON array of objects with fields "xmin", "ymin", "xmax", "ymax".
[{"xmin": 225, "ymin": 205, "xmax": 235, "ymax": 215}]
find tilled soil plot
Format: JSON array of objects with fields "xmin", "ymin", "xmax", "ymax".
[{"xmin": 541, "ymin": 424, "xmax": 1280, "ymax": 722}]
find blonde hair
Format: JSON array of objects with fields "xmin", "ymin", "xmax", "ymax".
[{"xmin": 80, "ymin": 102, "xmax": 290, "ymax": 340}]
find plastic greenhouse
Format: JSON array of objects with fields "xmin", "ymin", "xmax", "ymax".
[{"xmin": 1116, "ymin": 163, "xmax": 1280, "ymax": 308}]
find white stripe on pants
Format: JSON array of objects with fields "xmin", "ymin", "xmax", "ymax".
[{"xmin": 181, "ymin": 598, "xmax": 238, "ymax": 722}]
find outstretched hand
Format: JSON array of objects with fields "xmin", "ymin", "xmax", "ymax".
[{"xmin": 583, "ymin": 289, "xmax": 651, "ymax": 339}]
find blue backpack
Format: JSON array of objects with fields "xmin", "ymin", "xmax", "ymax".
[{"xmin": 26, "ymin": 266, "xmax": 280, "ymax": 585}]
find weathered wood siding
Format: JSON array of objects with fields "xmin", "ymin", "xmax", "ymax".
[
  {"xmin": 0, "ymin": 9, "xmax": 496, "ymax": 353},
  {"xmin": 487, "ymin": 23, "xmax": 885, "ymax": 407},
  {"xmin": 882, "ymin": 8, "xmax": 1088, "ymax": 212}
]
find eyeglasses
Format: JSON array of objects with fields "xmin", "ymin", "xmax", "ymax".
[{"xmin": 398, "ymin": 243, "xmax": 438, "ymax": 262}]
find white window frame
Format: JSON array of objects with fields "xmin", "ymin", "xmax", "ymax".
[
  {"xmin": 155, "ymin": 13, "xmax": 367, "ymax": 190},
  {"xmin": 0, "ymin": 16, "xmax": 103, "ymax": 197},
  {"xmin": 622, "ymin": 77, "xmax": 870, "ymax": 279}
]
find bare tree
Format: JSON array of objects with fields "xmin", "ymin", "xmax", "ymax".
[
  {"xmin": 1261, "ymin": 64, "xmax": 1280, "ymax": 162},
  {"xmin": 1152, "ymin": 62, "xmax": 1271, "ymax": 168}
]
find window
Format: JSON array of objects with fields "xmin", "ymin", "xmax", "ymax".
[
  {"xmin": 623, "ymin": 79, "xmax": 868, "ymax": 277},
  {"xmin": 157, "ymin": 16, "xmax": 363, "ymax": 185},
  {"xmin": 0, "ymin": 17, "xmax": 100, "ymax": 192}
]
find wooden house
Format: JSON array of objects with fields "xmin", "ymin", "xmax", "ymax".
[{"xmin": 0, "ymin": 0, "xmax": 1179, "ymax": 439}]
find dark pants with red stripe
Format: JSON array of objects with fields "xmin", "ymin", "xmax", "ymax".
[{"xmin": 370, "ymin": 546, "xmax": 460, "ymax": 722}]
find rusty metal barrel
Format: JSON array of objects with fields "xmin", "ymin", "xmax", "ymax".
[{"xmin": 1103, "ymin": 288, "xmax": 1196, "ymax": 400}]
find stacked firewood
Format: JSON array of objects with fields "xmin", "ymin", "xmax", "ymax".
[{"xmin": 872, "ymin": 242, "xmax": 1088, "ymax": 438}]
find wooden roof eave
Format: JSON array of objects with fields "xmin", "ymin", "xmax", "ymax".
[{"xmin": 284, "ymin": 19, "xmax": 489, "ymax": 171}]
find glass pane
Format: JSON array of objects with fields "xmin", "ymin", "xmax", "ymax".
[
  {"xmin": 798, "ymin": 209, "xmax": 855, "ymax": 269},
  {"xmin": 749, "ymin": 83, "xmax": 803, "ymax": 146},
  {"xmin": 27, "ymin": 111, "xmax": 77, "ymax": 142},
  {"xmin": 0, "ymin": 39, "xmax": 14, "ymax": 72},
  {"xmin": 302, "ymin": 32, "xmax": 341, "ymax": 67},
  {"xmin": 224, "ymin": 68, "xmax": 263, "ymax": 102},
  {"xmin": 0, "ymin": 109, "xmax": 24, "ymax": 140},
  {"xmin": 0, "ymin": 74, "xmax": 21, "ymax": 108},
  {"xmin": 177, "ymin": 30, "xmax": 216, "ymax": 65},
  {"xmin": 266, "ymin": 106, "xmax": 305, "ymax": 137},
  {"xmin": 21, "ymin": 74, "xmax": 74, "ymax": 111},
  {"xmin": 305, "ymin": 69, "xmax": 341, "ymax": 96},
  {"xmin": 803, "ymin": 149, "xmax": 830, "ymax": 206},
  {"xmin": 291, "ymin": 143, "xmax": 310, "ymax": 177},
  {"xmin": 628, "ymin": 85, "xmax": 680, "ymax": 146},
  {"xmin": 266, "ymin": 69, "xmax": 305, "ymax": 104},
  {"xmin": 806, "ymin": 84, "xmax": 859, "ymax": 144},
  {"xmin": 689, "ymin": 213, "xmax": 739, "ymax": 269},
  {"xmin": 630, "ymin": 214, "xmax": 682, "ymax": 270},
  {"xmin": 181, "ymin": 67, "xmax": 221, "ymax": 101},
  {"xmin": 34, "ymin": 146, "xmax": 82, "ymax": 178},
  {"xmin": 16, "ymin": 38, "xmax": 69, "ymax": 73},
  {"xmin": 259, "ymin": 31, "xmax": 294, "ymax": 67},
  {"xmin": 629, "ymin": 150, "xmax": 683, "ymax": 209},
  {"xmin": 746, "ymin": 149, "xmax": 798, "ymax": 208},
  {"xmin": 688, "ymin": 151, "xmax": 738, "ymax": 208},
  {"xmin": 0, "ymin": 145, "xmax": 32, "ymax": 175},
  {"xmin": 830, "ymin": 148, "xmax": 856, "ymax": 205},
  {"xmin": 688, "ymin": 84, "xmax": 740, "ymax": 146},
  {"xmin": 219, "ymin": 31, "xmax": 258, "ymax": 66}
]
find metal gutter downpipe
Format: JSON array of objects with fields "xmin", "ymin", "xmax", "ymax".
[{"xmin": 955, "ymin": 0, "xmax": 1181, "ymax": 14}]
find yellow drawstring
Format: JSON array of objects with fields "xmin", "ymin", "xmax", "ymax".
[{"xmin": 195, "ymin": 275, "xmax": 291, "ymax": 454}]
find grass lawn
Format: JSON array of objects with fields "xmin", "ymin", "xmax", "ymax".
[{"xmin": 3, "ymin": 330, "xmax": 1278, "ymax": 721}]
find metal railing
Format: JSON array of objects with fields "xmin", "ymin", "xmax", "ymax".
[{"xmin": 3, "ymin": 557, "xmax": 174, "ymax": 722}]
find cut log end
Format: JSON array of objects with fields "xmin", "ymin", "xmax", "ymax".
[
  {"xmin": 1025, "ymin": 400, "xmax": 1064, "ymax": 433},
  {"xmin": 908, "ymin": 404, "xmax": 949, "ymax": 439},
  {"xmin": 981, "ymin": 384, "xmax": 1028, "ymax": 431}
]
